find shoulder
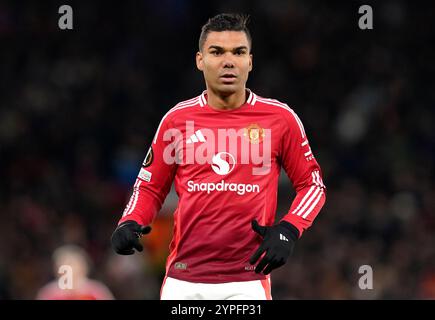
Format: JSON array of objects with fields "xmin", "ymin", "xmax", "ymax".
[
  {"xmin": 84, "ymin": 279, "xmax": 114, "ymax": 300},
  {"xmin": 254, "ymin": 95, "xmax": 295, "ymax": 117},
  {"xmin": 162, "ymin": 93, "xmax": 205, "ymax": 123},
  {"xmin": 36, "ymin": 281, "xmax": 61, "ymax": 300},
  {"xmin": 254, "ymin": 95, "xmax": 306, "ymax": 138},
  {"xmin": 153, "ymin": 93, "xmax": 204, "ymax": 143}
]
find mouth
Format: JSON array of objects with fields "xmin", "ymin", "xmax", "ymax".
[
  {"xmin": 220, "ymin": 73, "xmax": 237, "ymax": 83},
  {"xmin": 220, "ymin": 73, "xmax": 237, "ymax": 78}
]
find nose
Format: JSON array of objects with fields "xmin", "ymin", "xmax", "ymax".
[{"xmin": 222, "ymin": 52, "xmax": 235, "ymax": 68}]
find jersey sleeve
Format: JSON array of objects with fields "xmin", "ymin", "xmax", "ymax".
[
  {"xmin": 117, "ymin": 113, "xmax": 178, "ymax": 226},
  {"xmin": 278, "ymin": 108, "xmax": 326, "ymax": 238}
]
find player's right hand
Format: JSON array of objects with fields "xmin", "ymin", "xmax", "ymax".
[{"xmin": 111, "ymin": 220, "xmax": 152, "ymax": 255}]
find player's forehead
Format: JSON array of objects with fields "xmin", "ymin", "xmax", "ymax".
[{"xmin": 203, "ymin": 31, "xmax": 250, "ymax": 51}]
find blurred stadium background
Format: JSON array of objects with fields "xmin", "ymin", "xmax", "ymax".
[{"xmin": 1, "ymin": 0, "xmax": 434, "ymax": 299}]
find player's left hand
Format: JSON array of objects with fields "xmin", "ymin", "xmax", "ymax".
[{"xmin": 249, "ymin": 219, "xmax": 299, "ymax": 275}]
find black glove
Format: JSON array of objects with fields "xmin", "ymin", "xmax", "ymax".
[
  {"xmin": 111, "ymin": 220, "xmax": 152, "ymax": 255},
  {"xmin": 249, "ymin": 219, "xmax": 299, "ymax": 275}
]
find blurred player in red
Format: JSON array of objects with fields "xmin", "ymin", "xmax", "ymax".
[
  {"xmin": 36, "ymin": 245, "xmax": 114, "ymax": 300},
  {"xmin": 111, "ymin": 13, "xmax": 326, "ymax": 300}
]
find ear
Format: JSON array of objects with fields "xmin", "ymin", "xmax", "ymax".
[
  {"xmin": 249, "ymin": 53, "xmax": 253, "ymax": 72},
  {"xmin": 196, "ymin": 51, "xmax": 204, "ymax": 71}
]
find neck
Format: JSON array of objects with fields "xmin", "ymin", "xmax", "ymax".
[{"xmin": 206, "ymin": 87, "xmax": 247, "ymax": 110}]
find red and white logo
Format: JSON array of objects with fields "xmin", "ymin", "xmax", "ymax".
[{"xmin": 211, "ymin": 152, "xmax": 236, "ymax": 175}]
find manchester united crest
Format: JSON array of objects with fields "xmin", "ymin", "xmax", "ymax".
[{"xmin": 243, "ymin": 124, "xmax": 265, "ymax": 144}]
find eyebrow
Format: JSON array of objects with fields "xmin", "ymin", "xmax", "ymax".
[{"xmin": 208, "ymin": 45, "xmax": 249, "ymax": 52}]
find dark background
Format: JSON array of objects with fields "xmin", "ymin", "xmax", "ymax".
[{"xmin": 1, "ymin": 0, "xmax": 434, "ymax": 299}]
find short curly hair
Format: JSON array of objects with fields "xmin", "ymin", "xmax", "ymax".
[{"xmin": 198, "ymin": 13, "xmax": 252, "ymax": 52}]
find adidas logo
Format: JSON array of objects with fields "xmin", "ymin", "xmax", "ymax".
[
  {"xmin": 280, "ymin": 233, "xmax": 289, "ymax": 242},
  {"xmin": 186, "ymin": 130, "xmax": 206, "ymax": 144}
]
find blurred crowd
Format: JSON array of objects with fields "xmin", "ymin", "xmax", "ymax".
[{"xmin": 1, "ymin": 1, "xmax": 434, "ymax": 299}]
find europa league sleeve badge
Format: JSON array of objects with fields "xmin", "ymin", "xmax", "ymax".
[{"xmin": 142, "ymin": 146, "xmax": 154, "ymax": 167}]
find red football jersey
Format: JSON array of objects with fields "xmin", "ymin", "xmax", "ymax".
[
  {"xmin": 36, "ymin": 280, "xmax": 114, "ymax": 300},
  {"xmin": 118, "ymin": 89, "xmax": 326, "ymax": 283}
]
